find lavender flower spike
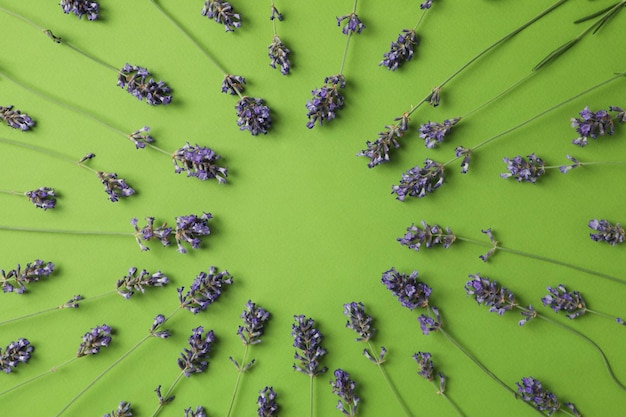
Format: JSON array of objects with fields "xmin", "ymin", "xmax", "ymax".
[
  {"xmin": 343, "ymin": 302, "xmax": 375, "ymax": 342},
  {"xmin": 465, "ymin": 274, "xmax": 516, "ymax": 316},
  {"xmin": 330, "ymin": 369, "xmax": 360, "ymax": 416},
  {"xmin": 149, "ymin": 314, "xmax": 171, "ymax": 339},
  {"xmin": 103, "ymin": 401, "xmax": 132, "ymax": 417},
  {"xmin": 417, "ymin": 306, "xmax": 442, "ymax": 335},
  {"xmin": 184, "ymin": 406, "xmax": 207, "ymax": 417},
  {"xmin": 77, "ymin": 324, "xmax": 113, "ymax": 357},
  {"xmin": 97, "ymin": 172, "xmax": 135, "ymax": 202},
  {"xmin": 201, "ymin": 0, "xmax": 241, "ymax": 32},
  {"xmin": 25, "ymin": 187, "xmax": 56, "ymax": 210},
  {"xmin": 222, "ymin": 74, "xmax": 246, "ymax": 95},
  {"xmin": 177, "ymin": 266, "xmax": 233, "ymax": 314},
  {"xmin": 0, "ymin": 105, "xmax": 35, "ymax": 131},
  {"xmin": 397, "ymin": 221, "xmax": 456, "ymax": 251},
  {"xmin": 381, "ymin": 267, "xmax": 432, "ymax": 310},
  {"xmin": 379, "ymin": 29, "xmax": 418, "ymax": 71},
  {"xmin": 178, "ymin": 326, "xmax": 215, "ymax": 376},
  {"xmin": 174, "ymin": 212, "xmax": 213, "ymax": 253},
  {"xmin": 292, "ymin": 315, "xmax": 328, "ymax": 376},
  {"xmin": 571, "ymin": 106, "xmax": 614, "ymax": 146},
  {"xmin": 131, "ymin": 217, "xmax": 173, "ymax": 251},
  {"xmin": 117, "ymin": 64, "xmax": 172, "ymax": 106},
  {"xmin": 172, "ymin": 143, "xmax": 228, "ymax": 183},
  {"xmin": 128, "ymin": 126, "xmax": 154, "ymax": 149},
  {"xmin": 237, "ymin": 300, "xmax": 270, "ymax": 345},
  {"xmin": 501, "ymin": 154, "xmax": 546, "ymax": 183},
  {"xmin": 419, "ymin": 118, "xmax": 461, "ymax": 148},
  {"xmin": 60, "ymin": 0, "xmax": 99, "ymax": 20},
  {"xmin": 0, "ymin": 338, "xmax": 34, "ymax": 373},
  {"xmin": 115, "ymin": 267, "xmax": 169, "ymax": 299},
  {"xmin": 420, "ymin": 0, "xmax": 434, "ymax": 8},
  {"xmin": 357, "ymin": 114, "xmax": 409, "ymax": 168},
  {"xmin": 337, "ymin": 13, "xmax": 366, "ymax": 35},
  {"xmin": 541, "ymin": 284, "xmax": 587, "ymax": 319},
  {"xmin": 413, "ymin": 352, "xmax": 434, "ymax": 380},
  {"xmin": 306, "ymin": 75, "xmax": 346, "ymax": 128},
  {"xmin": 258, "ymin": 386, "xmax": 278, "ymax": 417},
  {"xmin": 516, "ymin": 377, "xmax": 580, "ymax": 416},
  {"xmin": 588, "ymin": 219, "xmax": 625, "ymax": 246},
  {"xmin": 1, "ymin": 259, "xmax": 55, "ymax": 294},
  {"xmin": 391, "ymin": 158, "xmax": 445, "ymax": 201},
  {"xmin": 236, "ymin": 97, "xmax": 272, "ymax": 136},
  {"xmin": 268, "ymin": 35, "xmax": 291, "ymax": 75}
]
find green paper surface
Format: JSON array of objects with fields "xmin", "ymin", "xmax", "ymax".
[{"xmin": 1, "ymin": 1, "xmax": 625, "ymax": 416}]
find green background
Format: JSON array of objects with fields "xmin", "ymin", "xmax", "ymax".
[{"xmin": 1, "ymin": 1, "xmax": 625, "ymax": 416}]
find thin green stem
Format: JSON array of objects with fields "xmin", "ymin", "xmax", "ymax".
[
  {"xmin": 0, "ymin": 356, "xmax": 78, "ymax": 398},
  {"xmin": 366, "ymin": 342, "xmax": 413, "ymax": 417},
  {"xmin": 226, "ymin": 344, "xmax": 250, "ymax": 417},
  {"xmin": 0, "ymin": 189, "xmax": 23, "ymax": 196},
  {"xmin": 338, "ymin": 0, "xmax": 358, "ymax": 76},
  {"xmin": 413, "ymin": 8, "xmax": 428, "ymax": 31},
  {"xmin": 151, "ymin": 370, "xmax": 186, "ymax": 417},
  {"xmin": 309, "ymin": 374, "xmax": 314, "ymax": 417},
  {"xmin": 585, "ymin": 308, "xmax": 621, "ymax": 322},
  {"xmin": 0, "ymin": 224, "xmax": 133, "ymax": 238}
]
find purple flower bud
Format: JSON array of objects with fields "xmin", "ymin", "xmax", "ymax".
[
  {"xmin": 559, "ymin": 154, "xmax": 582, "ymax": 174},
  {"xmin": 0, "ymin": 338, "xmax": 34, "ymax": 373},
  {"xmin": 306, "ymin": 75, "xmax": 346, "ymax": 128},
  {"xmin": 268, "ymin": 35, "xmax": 291, "ymax": 75},
  {"xmin": 542, "ymin": 284, "xmax": 587, "ymax": 319},
  {"xmin": 516, "ymin": 377, "xmax": 578, "ymax": 416},
  {"xmin": 102, "ymin": 401, "xmax": 132, "ymax": 417},
  {"xmin": 117, "ymin": 64, "xmax": 172, "ymax": 106},
  {"xmin": 417, "ymin": 306, "xmax": 442, "ymax": 335},
  {"xmin": 421, "ymin": 0, "xmax": 434, "ymax": 9},
  {"xmin": 131, "ymin": 217, "xmax": 173, "ymax": 251},
  {"xmin": 237, "ymin": 300, "xmax": 270, "ymax": 345},
  {"xmin": 0, "ymin": 105, "xmax": 35, "ymax": 131},
  {"xmin": 77, "ymin": 324, "xmax": 113, "ymax": 357},
  {"xmin": 397, "ymin": 221, "xmax": 456, "ymax": 251},
  {"xmin": 60, "ymin": 295, "xmax": 83, "ymax": 309},
  {"xmin": 116, "ymin": 267, "xmax": 169, "ymax": 299},
  {"xmin": 150, "ymin": 314, "xmax": 171, "ymax": 339},
  {"xmin": 292, "ymin": 315, "xmax": 327, "ymax": 377},
  {"xmin": 419, "ymin": 117, "xmax": 461, "ymax": 148},
  {"xmin": 413, "ymin": 352, "xmax": 434, "ymax": 380},
  {"xmin": 60, "ymin": 0, "xmax": 99, "ymax": 20},
  {"xmin": 257, "ymin": 386, "xmax": 278, "ymax": 417},
  {"xmin": 201, "ymin": 0, "xmax": 241, "ymax": 32},
  {"xmin": 391, "ymin": 159, "xmax": 445, "ymax": 201},
  {"xmin": 97, "ymin": 172, "xmax": 135, "ymax": 202},
  {"xmin": 379, "ymin": 29, "xmax": 418, "ymax": 71},
  {"xmin": 343, "ymin": 302, "xmax": 375, "ymax": 342},
  {"xmin": 221, "ymin": 74, "xmax": 246, "ymax": 95},
  {"xmin": 588, "ymin": 219, "xmax": 625, "ymax": 246},
  {"xmin": 184, "ymin": 406, "xmax": 207, "ymax": 417},
  {"xmin": 178, "ymin": 326, "xmax": 215, "ymax": 376},
  {"xmin": 357, "ymin": 114, "xmax": 410, "ymax": 168},
  {"xmin": 455, "ymin": 146, "xmax": 472, "ymax": 173},
  {"xmin": 172, "ymin": 143, "xmax": 228, "ymax": 183},
  {"xmin": 571, "ymin": 106, "xmax": 614, "ymax": 146},
  {"xmin": 178, "ymin": 267, "xmax": 233, "ymax": 314},
  {"xmin": 381, "ymin": 268, "xmax": 432, "ymax": 310},
  {"xmin": 465, "ymin": 274, "xmax": 516, "ymax": 316},
  {"xmin": 330, "ymin": 369, "xmax": 360, "ymax": 416},
  {"xmin": 174, "ymin": 212, "xmax": 213, "ymax": 253},
  {"xmin": 128, "ymin": 126, "xmax": 154, "ymax": 149},
  {"xmin": 501, "ymin": 154, "xmax": 546, "ymax": 183},
  {"xmin": 25, "ymin": 187, "xmax": 56, "ymax": 210},
  {"xmin": 236, "ymin": 97, "xmax": 272, "ymax": 136},
  {"xmin": 427, "ymin": 87, "xmax": 442, "ymax": 107},
  {"xmin": 1, "ymin": 259, "xmax": 55, "ymax": 294},
  {"xmin": 337, "ymin": 13, "xmax": 366, "ymax": 35}
]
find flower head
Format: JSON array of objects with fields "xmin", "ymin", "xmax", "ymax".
[
  {"xmin": 500, "ymin": 154, "xmax": 546, "ymax": 183},
  {"xmin": 541, "ymin": 284, "xmax": 587, "ymax": 319},
  {"xmin": 236, "ymin": 97, "xmax": 272, "ymax": 136},
  {"xmin": 397, "ymin": 221, "xmax": 456, "ymax": 252},
  {"xmin": 1, "ymin": 259, "xmax": 55, "ymax": 294},
  {"xmin": 428, "ymin": 87, "xmax": 442, "ymax": 107},
  {"xmin": 222, "ymin": 74, "xmax": 246, "ymax": 95},
  {"xmin": 172, "ymin": 143, "xmax": 228, "ymax": 183},
  {"xmin": 103, "ymin": 401, "xmax": 132, "ymax": 417},
  {"xmin": 60, "ymin": 0, "xmax": 99, "ymax": 20},
  {"xmin": 0, "ymin": 105, "xmax": 35, "ymax": 131},
  {"xmin": 413, "ymin": 352, "xmax": 434, "ymax": 380},
  {"xmin": 0, "ymin": 338, "xmax": 34, "ymax": 373},
  {"xmin": 330, "ymin": 369, "xmax": 359, "ymax": 416},
  {"xmin": 268, "ymin": 35, "xmax": 291, "ymax": 75},
  {"xmin": 379, "ymin": 29, "xmax": 418, "ymax": 71},
  {"xmin": 201, "ymin": 0, "xmax": 241, "ymax": 32},
  {"xmin": 174, "ymin": 212, "xmax": 213, "ymax": 253},
  {"xmin": 465, "ymin": 274, "xmax": 516, "ymax": 316},
  {"xmin": 115, "ymin": 267, "xmax": 169, "ymax": 299},
  {"xmin": 419, "ymin": 118, "xmax": 461, "ymax": 148},
  {"xmin": 60, "ymin": 295, "xmax": 83, "ymax": 309},
  {"xmin": 77, "ymin": 324, "xmax": 113, "ymax": 357},
  {"xmin": 178, "ymin": 326, "xmax": 215, "ymax": 376},
  {"xmin": 516, "ymin": 377, "xmax": 580, "ymax": 416},
  {"xmin": 381, "ymin": 267, "xmax": 432, "ymax": 310},
  {"xmin": 571, "ymin": 106, "xmax": 614, "ymax": 146},
  {"xmin": 337, "ymin": 13, "xmax": 366, "ymax": 35},
  {"xmin": 588, "ymin": 219, "xmax": 625, "ymax": 246},
  {"xmin": 257, "ymin": 386, "xmax": 278, "ymax": 417},
  {"xmin": 184, "ymin": 406, "xmax": 207, "ymax": 417},
  {"xmin": 343, "ymin": 302, "xmax": 375, "ymax": 342},
  {"xmin": 292, "ymin": 315, "xmax": 327, "ymax": 377},
  {"xmin": 417, "ymin": 306, "xmax": 442, "ymax": 335},
  {"xmin": 455, "ymin": 146, "xmax": 472, "ymax": 173},
  {"xmin": 391, "ymin": 159, "xmax": 445, "ymax": 201},
  {"xmin": 237, "ymin": 300, "xmax": 270, "ymax": 345},
  {"xmin": 421, "ymin": 0, "xmax": 434, "ymax": 8},
  {"xmin": 25, "ymin": 187, "xmax": 56, "ymax": 210},
  {"xmin": 149, "ymin": 314, "xmax": 171, "ymax": 339},
  {"xmin": 117, "ymin": 64, "xmax": 172, "ymax": 106},
  {"xmin": 128, "ymin": 126, "xmax": 154, "ymax": 149},
  {"xmin": 97, "ymin": 172, "xmax": 135, "ymax": 202},
  {"xmin": 131, "ymin": 217, "xmax": 173, "ymax": 251},
  {"xmin": 559, "ymin": 154, "xmax": 582, "ymax": 174},
  {"xmin": 178, "ymin": 267, "xmax": 233, "ymax": 314},
  {"xmin": 357, "ymin": 114, "xmax": 409, "ymax": 168},
  {"xmin": 306, "ymin": 75, "xmax": 346, "ymax": 128}
]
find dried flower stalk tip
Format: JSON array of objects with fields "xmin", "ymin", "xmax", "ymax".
[
  {"xmin": 397, "ymin": 221, "xmax": 456, "ymax": 251},
  {"xmin": 77, "ymin": 324, "xmax": 113, "ymax": 357},
  {"xmin": 571, "ymin": 106, "xmax": 614, "ymax": 146},
  {"xmin": 413, "ymin": 351, "xmax": 434, "ymax": 380},
  {"xmin": 257, "ymin": 386, "xmax": 278, "ymax": 417},
  {"xmin": 306, "ymin": 75, "xmax": 346, "ymax": 128},
  {"xmin": 391, "ymin": 159, "xmax": 445, "ymax": 201},
  {"xmin": 117, "ymin": 64, "xmax": 172, "ymax": 106},
  {"xmin": 222, "ymin": 74, "xmax": 246, "ymax": 95},
  {"xmin": 0, "ymin": 105, "xmax": 35, "ymax": 131},
  {"xmin": 337, "ymin": 13, "xmax": 366, "ymax": 35},
  {"xmin": 0, "ymin": 338, "xmax": 34, "ymax": 373},
  {"xmin": 419, "ymin": 118, "xmax": 461, "ymax": 148},
  {"xmin": 60, "ymin": 0, "xmax": 99, "ymax": 20},
  {"xmin": 381, "ymin": 267, "xmax": 432, "ymax": 310},
  {"xmin": 97, "ymin": 172, "xmax": 135, "ymax": 202},
  {"xmin": 172, "ymin": 143, "xmax": 228, "ymax": 183},
  {"xmin": 178, "ymin": 266, "xmax": 233, "ymax": 314},
  {"xmin": 330, "ymin": 369, "xmax": 360, "ymax": 416},
  {"xmin": 418, "ymin": 306, "xmax": 442, "ymax": 335},
  {"xmin": 128, "ymin": 126, "xmax": 154, "ymax": 149},
  {"xmin": 501, "ymin": 154, "xmax": 546, "ymax": 183},
  {"xmin": 588, "ymin": 219, "xmax": 625, "ymax": 246},
  {"xmin": 343, "ymin": 301, "xmax": 375, "ymax": 342},
  {"xmin": 236, "ymin": 97, "xmax": 272, "ymax": 136},
  {"xmin": 201, "ymin": 0, "xmax": 241, "ymax": 32},
  {"xmin": 102, "ymin": 401, "xmax": 132, "ymax": 417},
  {"xmin": 178, "ymin": 326, "xmax": 215, "ymax": 376},
  {"xmin": 116, "ymin": 267, "xmax": 169, "ymax": 299},
  {"xmin": 357, "ymin": 114, "xmax": 410, "ymax": 168},
  {"xmin": 268, "ymin": 35, "xmax": 291, "ymax": 75},
  {"xmin": 1, "ymin": 259, "xmax": 55, "ymax": 294},
  {"xmin": 184, "ymin": 406, "xmax": 207, "ymax": 417},
  {"xmin": 380, "ymin": 29, "xmax": 418, "ymax": 71},
  {"xmin": 237, "ymin": 300, "xmax": 270, "ymax": 345},
  {"xmin": 541, "ymin": 284, "xmax": 587, "ymax": 319},
  {"xmin": 516, "ymin": 377, "xmax": 580, "ymax": 416},
  {"xmin": 25, "ymin": 187, "xmax": 57, "ymax": 210},
  {"xmin": 292, "ymin": 315, "xmax": 328, "ymax": 376}
]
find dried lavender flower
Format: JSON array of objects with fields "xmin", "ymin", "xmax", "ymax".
[
  {"xmin": 149, "ymin": 314, "xmax": 171, "ymax": 339},
  {"xmin": 427, "ymin": 87, "xmax": 442, "ymax": 107},
  {"xmin": 96, "ymin": 172, "xmax": 135, "ymax": 202},
  {"xmin": 413, "ymin": 352, "xmax": 434, "ymax": 380},
  {"xmin": 116, "ymin": 267, "xmax": 169, "ymax": 299},
  {"xmin": 184, "ymin": 406, "xmax": 207, "ymax": 417},
  {"xmin": 417, "ymin": 306, "xmax": 442, "ymax": 335},
  {"xmin": 330, "ymin": 369, "xmax": 359, "ymax": 416},
  {"xmin": 397, "ymin": 221, "xmax": 456, "ymax": 251},
  {"xmin": 77, "ymin": 324, "xmax": 113, "ymax": 357},
  {"xmin": 455, "ymin": 146, "xmax": 472, "ymax": 173},
  {"xmin": 25, "ymin": 187, "xmax": 56, "ymax": 210},
  {"xmin": 379, "ymin": 29, "xmax": 418, "ymax": 71},
  {"xmin": 391, "ymin": 159, "xmax": 445, "ymax": 201},
  {"xmin": 500, "ymin": 154, "xmax": 546, "ymax": 183},
  {"xmin": 201, "ymin": 0, "xmax": 241, "ymax": 32},
  {"xmin": 172, "ymin": 143, "xmax": 228, "ymax": 183},
  {"xmin": 103, "ymin": 401, "xmax": 132, "ymax": 417},
  {"xmin": 418, "ymin": 117, "xmax": 461, "ymax": 148},
  {"xmin": 128, "ymin": 126, "xmax": 154, "ymax": 149},
  {"xmin": 270, "ymin": 5, "xmax": 283, "ymax": 21},
  {"xmin": 257, "ymin": 386, "xmax": 278, "ymax": 417},
  {"xmin": 559, "ymin": 154, "xmax": 582, "ymax": 173},
  {"xmin": 478, "ymin": 228, "xmax": 499, "ymax": 262},
  {"xmin": 60, "ymin": 0, "xmax": 99, "ymax": 20},
  {"xmin": 222, "ymin": 74, "xmax": 246, "ymax": 95},
  {"xmin": 0, "ymin": 105, "xmax": 35, "ymax": 131},
  {"xmin": 381, "ymin": 267, "xmax": 432, "ymax": 310},
  {"xmin": 117, "ymin": 64, "xmax": 172, "ymax": 106},
  {"xmin": 292, "ymin": 315, "xmax": 327, "ymax": 376},
  {"xmin": 177, "ymin": 266, "xmax": 233, "ymax": 314},
  {"xmin": 571, "ymin": 106, "xmax": 614, "ymax": 146},
  {"xmin": 337, "ymin": 13, "xmax": 366, "ymax": 35},
  {"xmin": 357, "ymin": 114, "xmax": 409, "ymax": 168},
  {"xmin": 60, "ymin": 295, "xmax": 83, "ymax": 309},
  {"xmin": 420, "ymin": 0, "xmax": 434, "ymax": 8},
  {"xmin": 0, "ymin": 338, "xmax": 34, "ymax": 373},
  {"xmin": 588, "ymin": 219, "xmax": 625, "ymax": 246},
  {"xmin": 154, "ymin": 385, "xmax": 174, "ymax": 406},
  {"xmin": 610, "ymin": 106, "xmax": 626, "ymax": 123},
  {"xmin": 237, "ymin": 300, "xmax": 270, "ymax": 345},
  {"xmin": 178, "ymin": 326, "xmax": 215, "ymax": 376},
  {"xmin": 236, "ymin": 97, "xmax": 272, "ymax": 136},
  {"xmin": 268, "ymin": 35, "xmax": 291, "ymax": 75},
  {"xmin": 541, "ymin": 285, "xmax": 586, "ymax": 319},
  {"xmin": 174, "ymin": 212, "xmax": 213, "ymax": 253},
  {"xmin": 343, "ymin": 302, "xmax": 375, "ymax": 342},
  {"xmin": 465, "ymin": 274, "xmax": 516, "ymax": 316},
  {"xmin": 516, "ymin": 377, "xmax": 580, "ymax": 416},
  {"xmin": 131, "ymin": 217, "xmax": 173, "ymax": 251},
  {"xmin": 306, "ymin": 75, "xmax": 346, "ymax": 128},
  {"xmin": 1, "ymin": 259, "xmax": 55, "ymax": 294}
]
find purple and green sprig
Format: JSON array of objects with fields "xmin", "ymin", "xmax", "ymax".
[
  {"xmin": 184, "ymin": 406, "xmax": 207, "ymax": 417},
  {"xmin": 60, "ymin": 0, "xmax": 99, "ymax": 20},
  {"xmin": 132, "ymin": 212, "xmax": 214, "ymax": 253},
  {"xmin": 413, "ymin": 352, "xmax": 465, "ymax": 417},
  {"xmin": 330, "ymin": 368, "xmax": 360, "ymax": 417},
  {"xmin": 177, "ymin": 267, "xmax": 233, "ymax": 314},
  {"xmin": 258, "ymin": 386, "xmax": 279, "ymax": 417},
  {"xmin": 0, "ymin": 105, "xmax": 35, "ymax": 131},
  {"xmin": 516, "ymin": 377, "xmax": 581, "ymax": 416},
  {"xmin": 570, "ymin": 105, "xmax": 625, "ymax": 146},
  {"xmin": 292, "ymin": 315, "xmax": 327, "ymax": 417},
  {"xmin": 542, "ymin": 283, "xmax": 626, "ymax": 325},
  {"xmin": 0, "ymin": 338, "xmax": 34, "ymax": 374},
  {"xmin": 268, "ymin": 2, "xmax": 291, "ymax": 75},
  {"xmin": 1, "ymin": 259, "xmax": 55, "ymax": 294},
  {"xmin": 201, "ymin": 0, "xmax": 241, "ymax": 32}
]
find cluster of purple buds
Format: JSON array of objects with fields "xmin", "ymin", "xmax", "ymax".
[
  {"xmin": 60, "ymin": 295, "xmax": 83, "ymax": 309},
  {"xmin": 559, "ymin": 154, "xmax": 582, "ymax": 174},
  {"xmin": 330, "ymin": 369, "xmax": 360, "ymax": 416},
  {"xmin": 77, "ymin": 324, "xmax": 113, "ymax": 357},
  {"xmin": 184, "ymin": 406, "xmax": 207, "ymax": 417},
  {"xmin": 201, "ymin": 0, "xmax": 241, "ymax": 32},
  {"xmin": 237, "ymin": 300, "xmax": 270, "ymax": 345},
  {"xmin": 97, "ymin": 171, "xmax": 135, "ymax": 202},
  {"xmin": 516, "ymin": 377, "xmax": 580, "ymax": 416},
  {"xmin": 379, "ymin": 29, "xmax": 418, "ymax": 71},
  {"xmin": 343, "ymin": 301, "xmax": 375, "ymax": 342},
  {"xmin": 421, "ymin": 0, "xmax": 434, "ymax": 8},
  {"xmin": 178, "ymin": 326, "xmax": 215, "ymax": 376},
  {"xmin": 128, "ymin": 126, "xmax": 154, "ymax": 149},
  {"xmin": 397, "ymin": 221, "xmax": 456, "ymax": 252},
  {"xmin": 268, "ymin": 35, "xmax": 291, "ymax": 75},
  {"xmin": 0, "ymin": 105, "xmax": 35, "ymax": 131},
  {"xmin": 154, "ymin": 385, "xmax": 174, "ymax": 407},
  {"xmin": 175, "ymin": 212, "xmax": 213, "ymax": 253},
  {"xmin": 306, "ymin": 74, "xmax": 346, "ymax": 128},
  {"xmin": 258, "ymin": 386, "xmax": 278, "ymax": 417},
  {"xmin": 25, "ymin": 187, "xmax": 56, "ymax": 210},
  {"xmin": 60, "ymin": 0, "xmax": 99, "ymax": 20},
  {"xmin": 117, "ymin": 64, "xmax": 172, "ymax": 106},
  {"xmin": 1, "ymin": 259, "xmax": 55, "ymax": 294},
  {"xmin": 115, "ymin": 267, "xmax": 169, "ymax": 299},
  {"xmin": 178, "ymin": 267, "xmax": 233, "ymax": 314},
  {"xmin": 0, "ymin": 338, "xmax": 34, "ymax": 373},
  {"xmin": 172, "ymin": 143, "xmax": 228, "ymax": 183},
  {"xmin": 541, "ymin": 284, "xmax": 587, "ymax": 319},
  {"xmin": 417, "ymin": 306, "xmax": 442, "ymax": 335},
  {"xmin": 236, "ymin": 96, "xmax": 272, "ymax": 136},
  {"xmin": 102, "ymin": 401, "xmax": 132, "ymax": 417},
  {"xmin": 465, "ymin": 274, "xmax": 516, "ymax": 316},
  {"xmin": 501, "ymin": 154, "xmax": 546, "ymax": 183},
  {"xmin": 413, "ymin": 351, "xmax": 446, "ymax": 393},
  {"xmin": 381, "ymin": 267, "xmax": 432, "ymax": 310},
  {"xmin": 419, "ymin": 118, "xmax": 461, "ymax": 148},
  {"xmin": 571, "ymin": 106, "xmax": 614, "ymax": 146},
  {"xmin": 428, "ymin": 87, "xmax": 442, "ymax": 107},
  {"xmin": 357, "ymin": 114, "xmax": 409, "ymax": 168},
  {"xmin": 455, "ymin": 146, "xmax": 472, "ymax": 173},
  {"xmin": 131, "ymin": 217, "xmax": 173, "ymax": 251},
  {"xmin": 588, "ymin": 219, "xmax": 625, "ymax": 246},
  {"xmin": 222, "ymin": 74, "xmax": 246, "ymax": 95},
  {"xmin": 292, "ymin": 315, "xmax": 328, "ymax": 377},
  {"xmin": 149, "ymin": 314, "xmax": 171, "ymax": 339},
  {"xmin": 391, "ymin": 159, "xmax": 445, "ymax": 201},
  {"xmin": 337, "ymin": 13, "xmax": 366, "ymax": 35}
]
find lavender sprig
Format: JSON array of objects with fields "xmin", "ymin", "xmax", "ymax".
[
  {"xmin": 588, "ymin": 219, "xmax": 625, "ymax": 246},
  {"xmin": 268, "ymin": 35, "xmax": 291, "ymax": 75},
  {"xmin": 184, "ymin": 406, "xmax": 207, "ymax": 417},
  {"xmin": 0, "ymin": 105, "xmax": 35, "ymax": 130},
  {"xmin": 0, "ymin": 338, "xmax": 34, "ymax": 373},
  {"xmin": 357, "ymin": 114, "xmax": 409, "ymax": 168},
  {"xmin": 379, "ymin": 29, "xmax": 418, "ymax": 71},
  {"xmin": 236, "ymin": 96, "xmax": 272, "ymax": 136},
  {"xmin": 343, "ymin": 302, "xmax": 375, "ymax": 342},
  {"xmin": 306, "ymin": 75, "xmax": 346, "ymax": 128},
  {"xmin": 201, "ymin": 0, "xmax": 241, "ymax": 32},
  {"xmin": 77, "ymin": 324, "xmax": 113, "ymax": 357},
  {"xmin": 397, "ymin": 221, "xmax": 456, "ymax": 251},
  {"xmin": 381, "ymin": 267, "xmax": 432, "ymax": 310},
  {"xmin": 1, "ymin": 259, "xmax": 55, "ymax": 294},
  {"xmin": 222, "ymin": 74, "xmax": 246, "ymax": 95},
  {"xmin": 517, "ymin": 377, "xmax": 581, "ymax": 416},
  {"xmin": 96, "ymin": 171, "xmax": 135, "ymax": 202},
  {"xmin": 337, "ymin": 13, "xmax": 366, "ymax": 35},
  {"xmin": 117, "ymin": 63, "xmax": 172, "ymax": 106},
  {"xmin": 419, "ymin": 118, "xmax": 461, "ymax": 148},
  {"xmin": 542, "ymin": 284, "xmax": 626, "ymax": 324},
  {"xmin": 178, "ymin": 326, "xmax": 216, "ymax": 376},
  {"xmin": 330, "ymin": 369, "xmax": 359, "ymax": 416},
  {"xmin": 103, "ymin": 401, "xmax": 133, "ymax": 417},
  {"xmin": 292, "ymin": 315, "xmax": 327, "ymax": 377},
  {"xmin": 172, "ymin": 143, "xmax": 228, "ymax": 182},
  {"xmin": 25, "ymin": 187, "xmax": 57, "ymax": 210},
  {"xmin": 132, "ymin": 217, "xmax": 173, "ymax": 251},
  {"xmin": 413, "ymin": 351, "xmax": 460, "ymax": 415},
  {"xmin": 177, "ymin": 267, "xmax": 233, "ymax": 314},
  {"xmin": 60, "ymin": 0, "xmax": 99, "ymax": 20},
  {"xmin": 115, "ymin": 267, "xmax": 169, "ymax": 299},
  {"xmin": 571, "ymin": 106, "xmax": 614, "ymax": 146},
  {"xmin": 175, "ymin": 212, "xmax": 213, "ymax": 253},
  {"xmin": 257, "ymin": 386, "xmax": 278, "ymax": 417}
]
